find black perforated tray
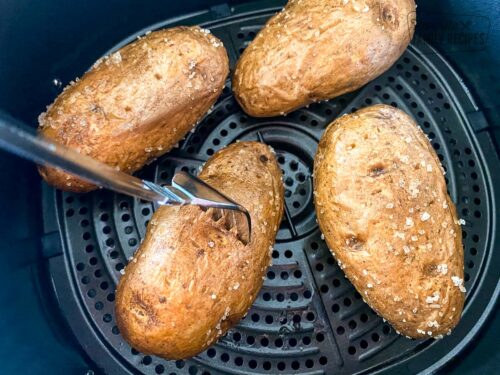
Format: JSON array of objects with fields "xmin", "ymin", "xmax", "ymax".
[{"xmin": 41, "ymin": 2, "xmax": 500, "ymax": 375}]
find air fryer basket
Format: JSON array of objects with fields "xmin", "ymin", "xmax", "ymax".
[{"xmin": 41, "ymin": 3, "xmax": 499, "ymax": 375}]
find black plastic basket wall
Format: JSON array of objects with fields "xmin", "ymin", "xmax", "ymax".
[{"xmin": 40, "ymin": 4, "xmax": 499, "ymax": 375}]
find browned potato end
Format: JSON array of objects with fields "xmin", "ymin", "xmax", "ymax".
[
  {"xmin": 38, "ymin": 26, "xmax": 229, "ymax": 192},
  {"xmin": 314, "ymin": 104, "xmax": 464, "ymax": 338},
  {"xmin": 115, "ymin": 141, "xmax": 284, "ymax": 359}
]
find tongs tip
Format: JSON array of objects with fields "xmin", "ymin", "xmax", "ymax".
[{"xmin": 171, "ymin": 171, "xmax": 252, "ymax": 243}]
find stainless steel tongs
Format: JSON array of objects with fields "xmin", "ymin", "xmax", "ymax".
[{"xmin": 0, "ymin": 111, "xmax": 251, "ymax": 241}]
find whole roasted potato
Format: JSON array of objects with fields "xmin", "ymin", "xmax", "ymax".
[
  {"xmin": 38, "ymin": 26, "xmax": 229, "ymax": 192},
  {"xmin": 233, "ymin": 0, "xmax": 416, "ymax": 117},
  {"xmin": 314, "ymin": 105, "xmax": 465, "ymax": 339},
  {"xmin": 115, "ymin": 141, "xmax": 284, "ymax": 359}
]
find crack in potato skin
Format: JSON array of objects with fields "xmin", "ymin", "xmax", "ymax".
[{"xmin": 115, "ymin": 142, "xmax": 284, "ymax": 359}]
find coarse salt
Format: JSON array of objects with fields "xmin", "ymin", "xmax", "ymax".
[
  {"xmin": 451, "ymin": 276, "xmax": 466, "ymax": 293},
  {"xmin": 426, "ymin": 291, "xmax": 440, "ymax": 303},
  {"xmin": 110, "ymin": 51, "xmax": 122, "ymax": 64},
  {"xmin": 437, "ymin": 263, "xmax": 448, "ymax": 275},
  {"xmin": 420, "ymin": 212, "xmax": 431, "ymax": 221},
  {"xmin": 394, "ymin": 231, "xmax": 405, "ymax": 240}
]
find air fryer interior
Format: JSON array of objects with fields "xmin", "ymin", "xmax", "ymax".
[
  {"xmin": 0, "ymin": 1, "xmax": 498, "ymax": 375},
  {"xmin": 39, "ymin": 4, "xmax": 500, "ymax": 375}
]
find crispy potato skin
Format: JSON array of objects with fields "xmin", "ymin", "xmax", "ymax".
[
  {"xmin": 38, "ymin": 26, "xmax": 229, "ymax": 192},
  {"xmin": 314, "ymin": 105, "xmax": 464, "ymax": 338},
  {"xmin": 115, "ymin": 142, "xmax": 284, "ymax": 359},
  {"xmin": 233, "ymin": 0, "xmax": 416, "ymax": 117}
]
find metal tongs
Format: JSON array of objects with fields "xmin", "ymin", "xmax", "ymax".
[{"xmin": 0, "ymin": 111, "xmax": 251, "ymax": 242}]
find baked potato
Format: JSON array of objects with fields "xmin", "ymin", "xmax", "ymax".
[
  {"xmin": 115, "ymin": 141, "xmax": 284, "ymax": 359},
  {"xmin": 314, "ymin": 105, "xmax": 465, "ymax": 339},
  {"xmin": 38, "ymin": 26, "xmax": 229, "ymax": 192},
  {"xmin": 233, "ymin": 0, "xmax": 416, "ymax": 117}
]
